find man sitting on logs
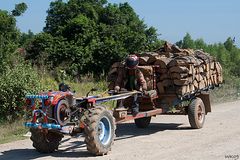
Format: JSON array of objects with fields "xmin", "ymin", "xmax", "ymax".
[{"xmin": 114, "ymin": 54, "xmax": 147, "ymax": 115}]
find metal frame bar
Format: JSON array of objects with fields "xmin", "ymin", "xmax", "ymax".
[{"xmin": 115, "ymin": 108, "xmax": 163, "ymax": 123}]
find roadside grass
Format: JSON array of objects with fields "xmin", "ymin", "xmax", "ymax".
[
  {"xmin": 210, "ymin": 85, "xmax": 240, "ymax": 104},
  {"xmin": 0, "ymin": 119, "xmax": 28, "ymax": 144},
  {"xmin": 210, "ymin": 76, "xmax": 240, "ymax": 104},
  {"xmin": 39, "ymin": 72, "xmax": 109, "ymax": 97}
]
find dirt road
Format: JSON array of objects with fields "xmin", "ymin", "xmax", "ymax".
[{"xmin": 0, "ymin": 101, "xmax": 240, "ymax": 160}]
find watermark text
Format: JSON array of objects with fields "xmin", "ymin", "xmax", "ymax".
[{"xmin": 225, "ymin": 154, "xmax": 239, "ymax": 160}]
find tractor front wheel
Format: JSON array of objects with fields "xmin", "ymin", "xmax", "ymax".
[
  {"xmin": 84, "ymin": 106, "xmax": 116, "ymax": 156},
  {"xmin": 30, "ymin": 128, "xmax": 63, "ymax": 153}
]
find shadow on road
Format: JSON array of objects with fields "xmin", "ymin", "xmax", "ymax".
[
  {"xmin": 115, "ymin": 122, "xmax": 191, "ymax": 141},
  {"xmin": 0, "ymin": 122, "xmax": 192, "ymax": 160},
  {"xmin": 0, "ymin": 139, "xmax": 93, "ymax": 160}
]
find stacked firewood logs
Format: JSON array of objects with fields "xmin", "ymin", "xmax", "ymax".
[{"xmin": 108, "ymin": 42, "xmax": 223, "ymax": 96}]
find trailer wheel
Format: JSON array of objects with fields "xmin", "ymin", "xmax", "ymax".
[
  {"xmin": 188, "ymin": 97, "xmax": 205, "ymax": 129},
  {"xmin": 30, "ymin": 128, "xmax": 63, "ymax": 153},
  {"xmin": 134, "ymin": 117, "xmax": 151, "ymax": 128},
  {"xmin": 84, "ymin": 106, "xmax": 116, "ymax": 156}
]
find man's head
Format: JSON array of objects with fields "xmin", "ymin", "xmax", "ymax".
[{"xmin": 125, "ymin": 54, "xmax": 139, "ymax": 69}]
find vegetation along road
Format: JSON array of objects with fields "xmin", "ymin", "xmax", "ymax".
[{"xmin": 0, "ymin": 100, "xmax": 239, "ymax": 160}]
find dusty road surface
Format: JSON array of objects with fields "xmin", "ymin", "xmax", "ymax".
[{"xmin": 0, "ymin": 100, "xmax": 240, "ymax": 160}]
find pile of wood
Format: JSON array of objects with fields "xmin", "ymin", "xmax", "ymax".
[{"xmin": 108, "ymin": 42, "xmax": 223, "ymax": 96}]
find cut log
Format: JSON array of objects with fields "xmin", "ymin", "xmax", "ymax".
[
  {"xmin": 198, "ymin": 80, "xmax": 205, "ymax": 89},
  {"xmin": 205, "ymin": 71, "xmax": 211, "ymax": 79},
  {"xmin": 215, "ymin": 62, "xmax": 222, "ymax": 74},
  {"xmin": 162, "ymin": 79, "xmax": 173, "ymax": 86},
  {"xmin": 176, "ymin": 85, "xmax": 190, "ymax": 95},
  {"xmin": 155, "ymin": 58, "xmax": 171, "ymax": 69},
  {"xmin": 167, "ymin": 56, "xmax": 196, "ymax": 68},
  {"xmin": 155, "ymin": 68, "xmax": 168, "ymax": 74},
  {"xmin": 204, "ymin": 63, "xmax": 210, "ymax": 72},
  {"xmin": 173, "ymin": 77, "xmax": 194, "ymax": 86},
  {"xmin": 189, "ymin": 65, "xmax": 195, "ymax": 75},
  {"xmin": 211, "ymin": 75, "xmax": 218, "ymax": 85},
  {"xmin": 147, "ymin": 53, "xmax": 161, "ymax": 64},
  {"xmin": 174, "ymin": 79, "xmax": 189, "ymax": 86},
  {"xmin": 139, "ymin": 56, "xmax": 149, "ymax": 65},
  {"xmin": 182, "ymin": 49, "xmax": 194, "ymax": 55},
  {"xmin": 210, "ymin": 62, "xmax": 215, "ymax": 70},
  {"xmin": 138, "ymin": 66, "xmax": 153, "ymax": 77},
  {"xmin": 198, "ymin": 66, "xmax": 204, "ymax": 73},
  {"xmin": 193, "ymin": 80, "xmax": 198, "ymax": 89},
  {"xmin": 189, "ymin": 84, "xmax": 195, "ymax": 92},
  {"xmin": 171, "ymin": 73, "xmax": 188, "ymax": 79},
  {"xmin": 169, "ymin": 66, "xmax": 189, "ymax": 73},
  {"xmin": 217, "ymin": 74, "xmax": 223, "ymax": 83},
  {"xmin": 157, "ymin": 82, "xmax": 165, "ymax": 94},
  {"xmin": 194, "ymin": 50, "xmax": 213, "ymax": 63},
  {"xmin": 159, "ymin": 74, "xmax": 170, "ymax": 81}
]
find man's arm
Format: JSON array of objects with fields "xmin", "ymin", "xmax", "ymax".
[{"xmin": 136, "ymin": 69, "xmax": 147, "ymax": 91}]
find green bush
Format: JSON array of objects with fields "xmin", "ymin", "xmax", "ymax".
[{"xmin": 0, "ymin": 62, "xmax": 41, "ymax": 121}]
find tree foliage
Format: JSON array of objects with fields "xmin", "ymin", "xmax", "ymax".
[
  {"xmin": 19, "ymin": 30, "xmax": 34, "ymax": 46},
  {"xmin": 26, "ymin": 0, "xmax": 162, "ymax": 78},
  {"xmin": 0, "ymin": 10, "xmax": 19, "ymax": 74},
  {"xmin": 11, "ymin": 3, "xmax": 28, "ymax": 17}
]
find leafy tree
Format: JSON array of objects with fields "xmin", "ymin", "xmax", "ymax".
[
  {"xmin": 11, "ymin": 3, "xmax": 28, "ymax": 17},
  {"xmin": 26, "ymin": 0, "xmax": 160, "ymax": 77},
  {"xmin": 194, "ymin": 38, "xmax": 206, "ymax": 50},
  {"xmin": 25, "ymin": 33, "xmax": 54, "ymax": 64},
  {"xmin": 224, "ymin": 37, "xmax": 234, "ymax": 51},
  {"xmin": 182, "ymin": 33, "xmax": 195, "ymax": 49},
  {"xmin": 19, "ymin": 30, "xmax": 34, "ymax": 46},
  {"xmin": 0, "ymin": 10, "xmax": 19, "ymax": 74},
  {"xmin": 175, "ymin": 40, "xmax": 183, "ymax": 48}
]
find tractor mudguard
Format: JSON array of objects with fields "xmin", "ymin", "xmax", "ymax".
[{"xmin": 49, "ymin": 91, "xmax": 73, "ymax": 106}]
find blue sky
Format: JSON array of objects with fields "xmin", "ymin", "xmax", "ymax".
[{"xmin": 1, "ymin": 0, "xmax": 239, "ymax": 46}]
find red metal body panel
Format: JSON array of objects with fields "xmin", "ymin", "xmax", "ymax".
[
  {"xmin": 43, "ymin": 91, "xmax": 73, "ymax": 105},
  {"xmin": 87, "ymin": 98, "xmax": 96, "ymax": 104}
]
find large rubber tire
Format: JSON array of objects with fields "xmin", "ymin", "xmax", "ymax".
[
  {"xmin": 188, "ymin": 97, "xmax": 206, "ymax": 129},
  {"xmin": 54, "ymin": 99, "xmax": 70, "ymax": 126},
  {"xmin": 84, "ymin": 107, "xmax": 116, "ymax": 156},
  {"xmin": 30, "ymin": 128, "xmax": 63, "ymax": 153},
  {"xmin": 134, "ymin": 117, "xmax": 151, "ymax": 128}
]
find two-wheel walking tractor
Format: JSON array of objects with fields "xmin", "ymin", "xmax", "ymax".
[{"xmin": 23, "ymin": 85, "xmax": 211, "ymax": 156}]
